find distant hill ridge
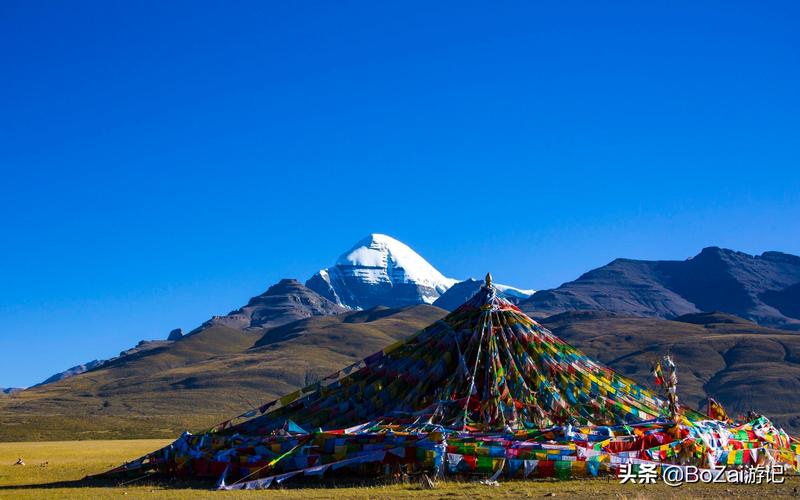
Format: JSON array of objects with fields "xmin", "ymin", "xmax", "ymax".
[
  {"xmin": 196, "ymin": 279, "xmax": 347, "ymax": 332},
  {"xmin": 520, "ymin": 246, "xmax": 800, "ymax": 331},
  {"xmin": 0, "ymin": 304, "xmax": 447, "ymax": 440}
]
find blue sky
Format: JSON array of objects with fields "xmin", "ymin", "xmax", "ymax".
[{"xmin": 1, "ymin": 1, "xmax": 798, "ymax": 387}]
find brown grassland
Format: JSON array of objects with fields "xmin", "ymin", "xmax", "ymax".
[{"xmin": 0, "ymin": 439, "xmax": 798, "ymax": 499}]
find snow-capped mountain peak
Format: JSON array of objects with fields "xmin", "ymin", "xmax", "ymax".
[
  {"xmin": 336, "ymin": 234, "xmax": 457, "ymax": 290},
  {"xmin": 306, "ymin": 233, "xmax": 535, "ymax": 311},
  {"xmin": 307, "ymin": 234, "xmax": 457, "ymax": 309}
]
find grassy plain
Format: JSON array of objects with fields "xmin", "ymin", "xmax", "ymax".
[{"xmin": 0, "ymin": 439, "xmax": 798, "ymax": 499}]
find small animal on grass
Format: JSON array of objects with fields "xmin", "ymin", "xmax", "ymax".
[{"xmin": 14, "ymin": 458, "xmax": 25, "ymax": 466}]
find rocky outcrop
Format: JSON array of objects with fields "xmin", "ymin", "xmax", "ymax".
[
  {"xmin": 167, "ymin": 328, "xmax": 184, "ymax": 341},
  {"xmin": 197, "ymin": 279, "xmax": 347, "ymax": 332}
]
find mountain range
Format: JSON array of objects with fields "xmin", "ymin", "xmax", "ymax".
[
  {"xmin": 26, "ymin": 234, "xmax": 533, "ymax": 390},
  {"xmin": 520, "ymin": 246, "xmax": 800, "ymax": 330},
  {"xmin": 1, "ymin": 235, "xmax": 799, "ymax": 440}
]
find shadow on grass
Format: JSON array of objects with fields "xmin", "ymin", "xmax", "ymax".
[
  {"xmin": 0, "ymin": 474, "xmax": 417, "ymax": 492},
  {"xmin": 0, "ymin": 476, "xmax": 216, "ymax": 491}
]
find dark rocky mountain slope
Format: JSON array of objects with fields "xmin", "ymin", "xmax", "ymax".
[
  {"xmin": 521, "ymin": 247, "xmax": 800, "ymax": 330},
  {"xmin": 196, "ymin": 279, "xmax": 347, "ymax": 332}
]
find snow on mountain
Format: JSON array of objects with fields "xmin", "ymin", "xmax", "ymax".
[
  {"xmin": 337, "ymin": 234, "xmax": 457, "ymax": 290},
  {"xmin": 495, "ymin": 284, "xmax": 536, "ymax": 299},
  {"xmin": 306, "ymin": 234, "xmax": 535, "ymax": 311},
  {"xmin": 306, "ymin": 234, "xmax": 458, "ymax": 309},
  {"xmin": 433, "ymin": 278, "xmax": 535, "ymax": 311}
]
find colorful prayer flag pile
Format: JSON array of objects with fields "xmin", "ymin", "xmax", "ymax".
[{"xmin": 99, "ymin": 281, "xmax": 799, "ymax": 489}]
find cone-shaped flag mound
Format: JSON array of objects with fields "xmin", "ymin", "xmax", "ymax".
[
  {"xmin": 234, "ymin": 283, "xmax": 666, "ymax": 433},
  {"xmin": 99, "ymin": 281, "xmax": 799, "ymax": 488}
]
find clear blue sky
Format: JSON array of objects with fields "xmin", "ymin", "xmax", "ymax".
[{"xmin": 1, "ymin": 1, "xmax": 798, "ymax": 387}]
